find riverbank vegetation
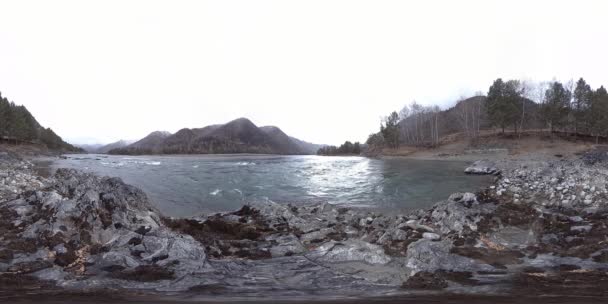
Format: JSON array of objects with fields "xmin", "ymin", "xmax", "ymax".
[
  {"xmin": 316, "ymin": 141, "xmax": 362, "ymax": 155},
  {"xmin": 368, "ymin": 78, "xmax": 608, "ymax": 152}
]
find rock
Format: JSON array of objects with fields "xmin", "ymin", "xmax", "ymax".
[
  {"xmin": 306, "ymin": 240, "xmax": 391, "ymax": 265},
  {"xmin": 430, "ymin": 193, "xmax": 495, "ymax": 235},
  {"xmin": 4, "ymin": 152, "xmax": 608, "ymax": 296},
  {"xmin": 570, "ymin": 225, "xmax": 592, "ymax": 233},
  {"xmin": 422, "ymin": 232, "xmax": 441, "ymax": 241},
  {"xmin": 268, "ymin": 234, "xmax": 305, "ymax": 257},
  {"xmin": 8, "ymin": 260, "xmax": 53, "ymax": 274},
  {"xmin": 464, "ymin": 160, "xmax": 500, "ymax": 175},
  {"xmin": 404, "ymin": 220, "xmax": 434, "ymax": 233},
  {"xmin": 405, "ymin": 239, "xmax": 491, "ymax": 275},
  {"xmin": 569, "ymin": 216, "xmax": 584, "ymax": 223},
  {"xmin": 402, "ymin": 271, "xmax": 448, "ymax": 289},
  {"xmin": 0, "ymin": 168, "xmax": 211, "ymax": 292}
]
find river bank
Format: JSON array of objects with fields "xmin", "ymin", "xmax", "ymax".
[{"xmin": 1, "ymin": 147, "xmax": 608, "ymax": 302}]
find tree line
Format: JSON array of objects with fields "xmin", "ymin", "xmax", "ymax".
[
  {"xmin": 317, "ymin": 141, "xmax": 361, "ymax": 155},
  {"xmin": 0, "ymin": 92, "xmax": 81, "ymax": 151},
  {"xmin": 367, "ymin": 77, "xmax": 608, "ymax": 150}
]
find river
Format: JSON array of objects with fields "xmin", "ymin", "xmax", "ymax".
[{"xmin": 49, "ymin": 154, "xmax": 493, "ymax": 217}]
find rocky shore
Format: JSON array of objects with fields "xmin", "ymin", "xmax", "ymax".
[{"xmin": 1, "ymin": 149, "xmax": 608, "ymax": 301}]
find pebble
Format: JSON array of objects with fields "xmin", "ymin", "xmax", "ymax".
[
  {"xmin": 570, "ymin": 225, "xmax": 593, "ymax": 233},
  {"xmin": 422, "ymin": 232, "xmax": 441, "ymax": 241}
]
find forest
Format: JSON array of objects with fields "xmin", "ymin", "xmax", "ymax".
[
  {"xmin": 317, "ymin": 141, "xmax": 362, "ymax": 156},
  {"xmin": 0, "ymin": 92, "xmax": 81, "ymax": 151},
  {"xmin": 368, "ymin": 77, "xmax": 608, "ymax": 151}
]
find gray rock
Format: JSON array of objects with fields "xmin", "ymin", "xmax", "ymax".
[
  {"xmin": 570, "ymin": 225, "xmax": 592, "ymax": 233},
  {"xmin": 306, "ymin": 240, "xmax": 391, "ymax": 265},
  {"xmin": 430, "ymin": 193, "xmax": 495, "ymax": 235},
  {"xmin": 465, "ymin": 160, "xmax": 500, "ymax": 175},
  {"xmin": 405, "ymin": 239, "xmax": 492, "ymax": 276},
  {"xmin": 268, "ymin": 234, "xmax": 305, "ymax": 257},
  {"xmin": 422, "ymin": 232, "xmax": 441, "ymax": 241}
]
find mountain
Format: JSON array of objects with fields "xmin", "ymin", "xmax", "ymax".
[
  {"xmin": 96, "ymin": 140, "xmax": 134, "ymax": 154},
  {"xmin": 109, "ymin": 118, "xmax": 319, "ymax": 155},
  {"xmin": 77, "ymin": 144, "xmax": 103, "ymax": 153},
  {"xmin": 288, "ymin": 136, "xmax": 325, "ymax": 155},
  {"xmin": 77, "ymin": 140, "xmax": 134, "ymax": 154},
  {"xmin": 109, "ymin": 131, "xmax": 171, "ymax": 155},
  {"xmin": 0, "ymin": 92, "xmax": 82, "ymax": 152}
]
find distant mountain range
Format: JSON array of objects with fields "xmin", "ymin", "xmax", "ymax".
[
  {"xmin": 77, "ymin": 139, "xmax": 135, "ymax": 154},
  {"xmin": 108, "ymin": 118, "xmax": 322, "ymax": 155}
]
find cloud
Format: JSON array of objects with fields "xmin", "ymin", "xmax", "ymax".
[{"xmin": 0, "ymin": 0, "xmax": 606, "ymax": 145}]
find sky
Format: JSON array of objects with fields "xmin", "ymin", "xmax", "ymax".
[{"xmin": 0, "ymin": 0, "xmax": 607, "ymax": 145}]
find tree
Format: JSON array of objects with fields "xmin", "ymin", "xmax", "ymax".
[
  {"xmin": 380, "ymin": 111, "xmax": 400, "ymax": 148},
  {"xmin": 455, "ymin": 96, "xmax": 481, "ymax": 138},
  {"xmin": 542, "ymin": 81, "xmax": 571, "ymax": 133},
  {"xmin": 486, "ymin": 79, "xmax": 522, "ymax": 133},
  {"xmin": 366, "ymin": 133, "xmax": 385, "ymax": 154},
  {"xmin": 429, "ymin": 105, "xmax": 440, "ymax": 146},
  {"xmin": 587, "ymin": 86, "xmax": 608, "ymax": 143},
  {"xmin": 0, "ymin": 93, "xmax": 9, "ymax": 136},
  {"xmin": 353, "ymin": 142, "xmax": 361, "ymax": 154},
  {"xmin": 0, "ymin": 91, "xmax": 81, "ymax": 151},
  {"xmin": 317, "ymin": 141, "xmax": 362, "ymax": 155},
  {"xmin": 572, "ymin": 78, "xmax": 592, "ymax": 137}
]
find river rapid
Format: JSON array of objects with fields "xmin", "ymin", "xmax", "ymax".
[{"xmin": 49, "ymin": 154, "xmax": 493, "ymax": 217}]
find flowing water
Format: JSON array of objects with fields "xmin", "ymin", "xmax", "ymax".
[{"xmin": 50, "ymin": 154, "xmax": 493, "ymax": 217}]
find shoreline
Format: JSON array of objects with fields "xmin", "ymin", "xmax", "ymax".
[{"xmin": 1, "ymin": 146, "xmax": 608, "ymax": 302}]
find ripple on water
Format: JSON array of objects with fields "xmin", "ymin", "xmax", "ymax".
[{"xmin": 52, "ymin": 155, "xmax": 494, "ymax": 217}]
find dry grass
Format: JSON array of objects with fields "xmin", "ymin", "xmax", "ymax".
[{"xmin": 386, "ymin": 130, "xmax": 593, "ymax": 161}]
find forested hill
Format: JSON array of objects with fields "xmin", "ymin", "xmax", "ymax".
[
  {"xmin": 0, "ymin": 92, "xmax": 81, "ymax": 152},
  {"xmin": 368, "ymin": 77, "xmax": 608, "ymax": 150},
  {"xmin": 109, "ymin": 118, "xmax": 320, "ymax": 155}
]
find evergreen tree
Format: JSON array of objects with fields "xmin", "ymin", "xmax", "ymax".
[
  {"xmin": 366, "ymin": 133, "xmax": 385, "ymax": 154},
  {"xmin": 381, "ymin": 111, "xmax": 400, "ymax": 148},
  {"xmin": 486, "ymin": 79, "xmax": 522, "ymax": 133},
  {"xmin": 587, "ymin": 86, "xmax": 608, "ymax": 143},
  {"xmin": 0, "ymin": 94, "xmax": 9, "ymax": 136},
  {"xmin": 0, "ymin": 91, "xmax": 81, "ymax": 151},
  {"xmin": 317, "ymin": 141, "xmax": 362, "ymax": 155},
  {"xmin": 542, "ymin": 81, "xmax": 571, "ymax": 132},
  {"xmin": 572, "ymin": 78, "xmax": 592, "ymax": 135},
  {"xmin": 353, "ymin": 142, "xmax": 361, "ymax": 154}
]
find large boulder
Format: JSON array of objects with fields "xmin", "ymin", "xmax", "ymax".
[
  {"xmin": 428, "ymin": 193, "xmax": 496, "ymax": 235},
  {"xmin": 464, "ymin": 160, "xmax": 500, "ymax": 175},
  {"xmin": 0, "ymin": 169, "xmax": 210, "ymax": 290}
]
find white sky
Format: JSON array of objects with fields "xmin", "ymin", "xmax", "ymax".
[{"xmin": 0, "ymin": 0, "xmax": 607, "ymax": 145}]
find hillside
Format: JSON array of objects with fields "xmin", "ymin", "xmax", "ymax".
[
  {"xmin": 109, "ymin": 118, "xmax": 318, "ymax": 155},
  {"xmin": 289, "ymin": 136, "xmax": 325, "ymax": 155},
  {"xmin": 395, "ymin": 96, "xmax": 542, "ymax": 147},
  {"xmin": 79, "ymin": 140, "xmax": 134, "ymax": 154},
  {"xmin": 0, "ymin": 92, "xmax": 82, "ymax": 152}
]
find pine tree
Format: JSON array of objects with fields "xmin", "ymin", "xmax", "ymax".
[
  {"xmin": 587, "ymin": 86, "xmax": 608, "ymax": 143},
  {"xmin": 381, "ymin": 111, "xmax": 400, "ymax": 148},
  {"xmin": 486, "ymin": 79, "xmax": 522, "ymax": 133},
  {"xmin": 542, "ymin": 81, "xmax": 571, "ymax": 133},
  {"xmin": 572, "ymin": 78, "xmax": 592, "ymax": 136}
]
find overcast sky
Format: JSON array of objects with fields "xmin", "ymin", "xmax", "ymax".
[{"xmin": 0, "ymin": 0, "xmax": 607, "ymax": 145}]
